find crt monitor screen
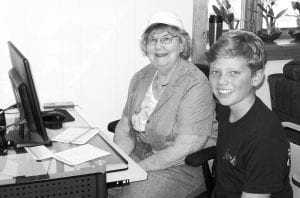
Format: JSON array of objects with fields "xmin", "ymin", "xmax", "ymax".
[{"xmin": 7, "ymin": 41, "xmax": 51, "ymax": 148}]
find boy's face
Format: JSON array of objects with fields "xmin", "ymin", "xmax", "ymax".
[{"xmin": 209, "ymin": 57, "xmax": 263, "ymax": 111}]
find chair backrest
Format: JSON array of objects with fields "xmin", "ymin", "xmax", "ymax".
[
  {"xmin": 107, "ymin": 119, "xmax": 119, "ymax": 132},
  {"xmin": 267, "ymin": 60, "xmax": 300, "ymax": 125},
  {"xmin": 195, "ymin": 64, "xmax": 209, "ymax": 78}
]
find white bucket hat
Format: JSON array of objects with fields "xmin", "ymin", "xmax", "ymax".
[{"xmin": 147, "ymin": 11, "xmax": 184, "ymax": 30}]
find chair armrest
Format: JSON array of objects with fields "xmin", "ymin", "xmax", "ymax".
[
  {"xmin": 185, "ymin": 146, "xmax": 216, "ymax": 167},
  {"xmin": 107, "ymin": 119, "xmax": 120, "ymax": 133},
  {"xmin": 282, "ymin": 122, "xmax": 300, "ymax": 145},
  {"xmin": 293, "ymin": 172, "xmax": 300, "ymax": 188},
  {"xmin": 282, "ymin": 122, "xmax": 300, "ymax": 132}
]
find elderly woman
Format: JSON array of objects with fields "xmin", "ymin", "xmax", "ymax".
[{"xmin": 112, "ymin": 11, "xmax": 216, "ymax": 198}]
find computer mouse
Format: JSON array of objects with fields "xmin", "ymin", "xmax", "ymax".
[{"xmin": 42, "ymin": 110, "xmax": 65, "ymax": 129}]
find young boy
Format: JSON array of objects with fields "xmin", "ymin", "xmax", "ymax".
[{"xmin": 207, "ymin": 30, "xmax": 292, "ymax": 198}]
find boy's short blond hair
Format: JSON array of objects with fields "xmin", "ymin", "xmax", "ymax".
[{"xmin": 206, "ymin": 30, "xmax": 267, "ymax": 74}]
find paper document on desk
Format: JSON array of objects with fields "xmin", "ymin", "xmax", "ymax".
[
  {"xmin": 53, "ymin": 144, "xmax": 110, "ymax": 166},
  {"xmin": 52, "ymin": 127, "xmax": 100, "ymax": 144},
  {"xmin": 25, "ymin": 145, "xmax": 54, "ymax": 160},
  {"xmin": 26, "ymin": 144, "xmax": 110, "ymax": 166}
]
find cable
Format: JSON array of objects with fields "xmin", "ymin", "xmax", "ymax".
[{"xmin": 0, "ymin": 119, "xmax": 27, "ymax": 131}]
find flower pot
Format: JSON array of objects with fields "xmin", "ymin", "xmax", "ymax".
[{"xmin": 256, "ymin": 30, "xmax": 282, "ymax": 42}]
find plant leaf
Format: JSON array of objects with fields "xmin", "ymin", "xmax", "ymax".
[
  {"xmin": 275, "ymin": 8, "xmax": 288, "ymax": 19},
  {"xmin": 223, "ymin": 0, "xmax": 231, "ymax": 9},
  {"xmin": 216, "ymin": 0, "xmax": 223, "ymax": 8},
  {"xmin": 268, "ymin": 8, "xmax": 274, "ymax": 17},
  {"xmin": 227, "ymin": 13, "xmax": 234, "ymax": 23},
  {"xmin": 220, "ymin": 6, "xmax": 227, "ymax": 15},
  {"xmin": 295, "ymin": 2, "xmax": 300, "ymax": 10},
  {"xmin": 292, "ymin": 1, "xmax": 296, "ymax": 10},
  {"xmin": 257, "ymin": 3, "xmax": 267, "ymax": 13},
  {"xmin": 212, "ymin": 5, "xmax": 222, "ymax": 16}
]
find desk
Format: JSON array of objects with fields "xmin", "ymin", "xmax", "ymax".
[
  {"xmin": 50, "ymin": 109, "xmax": 147, "ymax": 185},
  {"xmin": 0, "ymin": 109, "xmax": 147, "ymax": 197}
]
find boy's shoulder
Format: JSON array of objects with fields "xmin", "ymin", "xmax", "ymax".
[
  {"xmin": 250, "ymin": 97, "xmax": 284, "ymax": 135},
  {"xmin": 253, "ymin": 97, "xmax": 279, "ymax": 122}
]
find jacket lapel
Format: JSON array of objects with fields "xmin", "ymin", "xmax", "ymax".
[
  {"xmin": 133, "ymin": 66, "xmax": 157, "ymax": 113},
  {"xmin": 153, "ymin": 59, "xmax": 185, "ymax": 113}
]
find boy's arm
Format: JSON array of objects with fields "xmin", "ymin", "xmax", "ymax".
[{"xmin": 241, "ymin": 192, "xmax": 270, "ymax": 198}]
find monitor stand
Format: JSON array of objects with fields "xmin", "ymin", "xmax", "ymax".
[{"xmin": 6, "ymin": 125, "xmax": 51, "ymax": 149}]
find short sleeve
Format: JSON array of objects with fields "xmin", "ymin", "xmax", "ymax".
[
  {"xmin": 174, "ymin": 81, "xmax": 215, "ymax": 137},
  {"xmin": 243, "ymin": 134, "xmax": 289, "ymax": 193}
]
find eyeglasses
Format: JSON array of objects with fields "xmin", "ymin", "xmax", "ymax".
[{"xmin": 146, "ymin": 35, "xmax": 178, "ymax": 45}]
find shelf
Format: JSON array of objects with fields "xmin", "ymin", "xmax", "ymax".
[{"xmin": 264, "ymin": 33, "xmax": 300, "ymax": 61}]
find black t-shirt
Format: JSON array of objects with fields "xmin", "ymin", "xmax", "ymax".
[{"xmin": 214, "ymin": 97, "xmax": 292, "ymax": 198}]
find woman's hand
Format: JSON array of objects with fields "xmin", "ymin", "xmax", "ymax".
[{"xmin": 113, "ymin": 115, "xmax": 136, "ymax": 155}]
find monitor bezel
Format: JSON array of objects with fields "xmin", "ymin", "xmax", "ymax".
[{"xmin": 7, "ymin": 41, "xmax": 50, "ymax": 147}]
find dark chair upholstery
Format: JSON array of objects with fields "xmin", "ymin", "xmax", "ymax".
[
  {"xmin": 268, "ymin": 58, "xmax": 300, "ymax": 125},
  {"xmin": 107, "ymin": 120, "xmax": 120, "ymax": 133},
  {"xmin": 195, "ymin": 64, "xmax": 210, "ymax": 78},
  {"xmin": 268, "ymin": 59, "xmax": 300, "ymax": 144},
  {"xmin": 185, "ymin": 146, "xmax": 216, "ymax": 198},
  {"xmin": 107, "ymin": 119, "xmax": 216, "ymax": 198}
]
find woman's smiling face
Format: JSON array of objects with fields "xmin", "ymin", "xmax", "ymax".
[{"xmin": 146, "ymin": 30, "xmax": 183, "ymax": 71}]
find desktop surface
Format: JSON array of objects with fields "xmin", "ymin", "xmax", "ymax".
[
  {"xmin": 45, "ymin": 109, "xmax": 128, "ymax": 173},
  {"xmin": 2, "ymin": 108, "xmax": 147, "ymax": 188},
  {"xmin": 0, "ymin": 151, "xmax": 106, "ymax": 185}
]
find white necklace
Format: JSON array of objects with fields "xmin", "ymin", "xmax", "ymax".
[{"xmin": 156, "ymin": 73, "xmax": 169, "ymax": 87}]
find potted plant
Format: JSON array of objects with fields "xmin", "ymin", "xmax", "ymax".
[
  {"xmin": 287, "ymin": 1, "xmax": 300, "ymax": 40},
  {"xmin": 212, "ymin": 0, "xmax": 240, "ymax": 29},
  {"xmin": 255, "ymin": 0, "xmax": 288, "ymax": 42}
]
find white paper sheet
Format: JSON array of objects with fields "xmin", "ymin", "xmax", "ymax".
[
  {"xmin": 53, "ymin": 144, "xmax": 110, "ymax": 166},
  {"xmin": 25, "ymin": 145, "xmax": 54, "ymax": 160},
  {"xmin": 26, "ymin": 144, "xmax": 110, "ymax": 166},
  {"xmin": 52, "ymin": 127, "xmax": 100, "ymax": 144}
]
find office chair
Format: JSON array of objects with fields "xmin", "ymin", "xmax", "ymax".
[
  {"xmin": 267, "ymin": 58, "xmax": 300, "ymax": 126},
  {"xmin": 282, "ymin": 122, "xmax": 300, "ymax": 198},
  {"xmin": 107, "ymin": 120, "xmax": 216, "ymax": 198},
  {"xmin": 267, "ymin": 59, "xmax": 300, "ymax": 197}
]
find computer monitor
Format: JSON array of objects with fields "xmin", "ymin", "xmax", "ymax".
[{"xmin": 7, "ymin": 41, "xmax": 51, "ymax": 148}]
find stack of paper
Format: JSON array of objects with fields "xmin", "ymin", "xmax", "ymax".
[
  {"xmin": 25, "ymin": 145, "xmax": 54, "ymax": 161},
  {"xmin": 25, "ymin": 144, "xmax": 110, "ymax": 166},
  {"xmin": 52, "ymin": 127, "xmax": 100, "ymax": 144}
]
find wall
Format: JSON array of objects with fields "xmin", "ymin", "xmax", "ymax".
[{"xmin": 0, "ymin": 0, "xmax": 193, "ymax": 130}]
